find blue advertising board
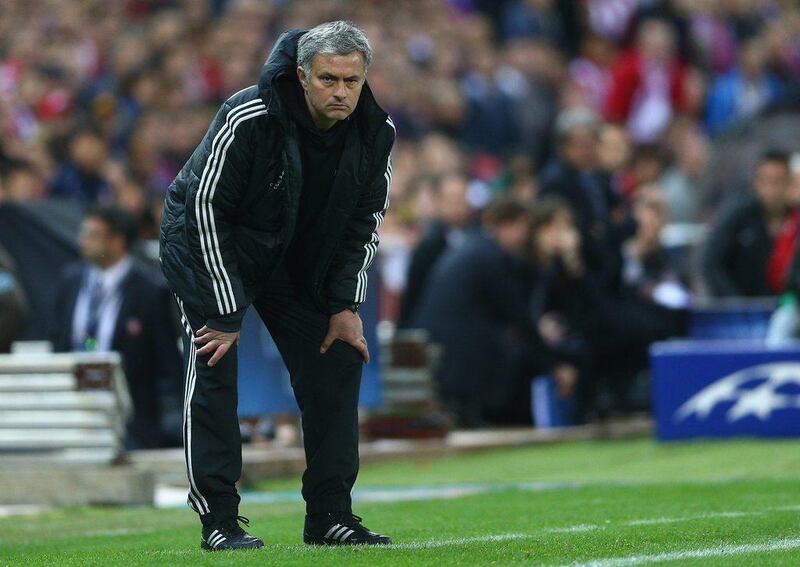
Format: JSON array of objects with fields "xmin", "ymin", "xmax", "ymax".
[
  {"xmin": 236, "ymin": 266, "xmax": 383, "ymax": 418},
  {"xmin": 689, "ymin": 299, "xmax": 776, "ymax": 340},
  {"xmin": 651, "ymin": 340, "xmax": 800, "ymax": 440}
]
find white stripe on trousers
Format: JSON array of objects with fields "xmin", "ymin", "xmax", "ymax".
[
  {"xmin": 195, "ymin": 98, "xmax": 268, "ymax": 315},
  {"xmin": 176, "ymin": 297, "xmax": 210, "ymax": 515}
]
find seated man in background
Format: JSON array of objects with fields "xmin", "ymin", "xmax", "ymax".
[
  {"xmin": 50, "ymin": 205, "xmax": 181, "ymax": 449},
  {"xmin": 413, "ymin": 198, "xmax": 572, "ymax": 427},
  {"xmin": 704, "ymin": 150, "xmax": 797, "ymax": 297},
  {"xmin": 539, "ymin": 108, "xmax": 631, "ymax": 291},
  {"xmin": 622, "ymin": 185, "xmax": 691, "ymax": 309},
  {"xmin": 396, "ymin": 170, "xmax": 476, "ymax": 329},
  {"xmin": 0, "ymin": 243, "xmax": 28, "ymax": 353}
]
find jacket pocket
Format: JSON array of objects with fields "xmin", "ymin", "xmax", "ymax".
[{"xmin": 234, "ymin": 225, "xmax": 282, "ymax": 288}]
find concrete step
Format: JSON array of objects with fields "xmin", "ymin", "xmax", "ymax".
[
  {"xmin": 0, "ymin": 373, "xmax": 74, "ymax": 391},
  {"xmin": 0, "ymin": 428, "xmax": 119, "ymax": 450},
  {"xmin": 0, "ymin": 391, "xmax": 117, "ymax": 411},
  {"xmin": 0, "ymin": 466, "xmax": 154, "ymax": 506},
  {"xmin": 0, "ymin": 410, "xmax": 114, "ymax": 429}
]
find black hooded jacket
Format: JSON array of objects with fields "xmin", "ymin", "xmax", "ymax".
[{"xmin": 159, "ymin": 30, "xmax": 395, "ymax": 332}]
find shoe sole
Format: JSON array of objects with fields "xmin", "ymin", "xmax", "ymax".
[
  {"xmin": 200, "ymin": 540, "xmax": 265, "ymax": 551},
  {"xmin": 303, "ymin": 536, "xmax": 392, "ymax": 546}
]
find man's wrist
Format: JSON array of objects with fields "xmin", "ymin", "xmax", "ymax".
[{"xmin": 329, "ymin": 301, "xmax": 360, "ymax": 315}]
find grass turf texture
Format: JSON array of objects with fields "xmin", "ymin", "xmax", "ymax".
[{"xmin": 1, "ymin": 439, "xmax": 799, "ymax": 565}]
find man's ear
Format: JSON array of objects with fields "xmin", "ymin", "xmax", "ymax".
[{"xmin": 296, "ymin": 66, "xmax": 308, "ymax": 90}]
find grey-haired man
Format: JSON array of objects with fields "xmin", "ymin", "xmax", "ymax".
[{"xmin": 160, "ymin": 21, "xmax": 394, "ymax": 549}]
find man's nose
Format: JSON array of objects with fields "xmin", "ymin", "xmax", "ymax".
[{"xmin": 334, "ymin": 81, "xmax": 347, "ymax": 99}]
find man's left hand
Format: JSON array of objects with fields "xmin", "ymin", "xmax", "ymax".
[{"xmin": 320, "ymin": 310, "xmax": 369, "ymax": 363}]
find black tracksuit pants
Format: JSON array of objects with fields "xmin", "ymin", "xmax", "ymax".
[{"xmin": 176, "ymin": 266, "xmax": 363, "ymax": 522}]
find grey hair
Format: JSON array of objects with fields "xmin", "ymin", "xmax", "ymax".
[
  {"xmin": 297, "ymin": 20, "xmax": 373, "ymax": 76},
  {"xmin": 555, "ymin": 107, "xmax": 600, "ymax": 143}
]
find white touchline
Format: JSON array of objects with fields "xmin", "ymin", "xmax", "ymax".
[
  {"xmin": 388, "ymin": 533, "xmax": 530, "ymax": 550},
  {"xmin": 545, "ymin": 504, "xmax": 798, "ymax": 533},
  {"xmin": 625, "ymin": 510, "xmax": 749, "ymax": 526},
  {"xmin": 81, "ymin": 527, "xmax": 158, "ymax": 538},
  {"xmin": 562, "ymin": 537, "xmax": 800, "ymax": 567},
  {"xmin": 545, "ymin": 524, "xmax": 601, "ymax": 533}
]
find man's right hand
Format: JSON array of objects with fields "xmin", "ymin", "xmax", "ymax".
[{"xmin": 194, "ymin": 326, "xmax": 240, "ymax": 367}]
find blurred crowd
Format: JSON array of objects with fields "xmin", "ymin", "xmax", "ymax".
[{"xmin": 2, "ymin": 0, "xmax": 800, "ymax": 430}]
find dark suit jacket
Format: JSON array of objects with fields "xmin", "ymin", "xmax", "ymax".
[
  {"xmin": 398, "ymin": 220, "xmax": 479, "ymax": 329},
  {"xmin": 50, "ymin": 261, "xmax": 182, "ymax": 448},
  {"xmin": 397, "ymin": 220, "xmax": 449, "ymax": 329},
  {"xmin": 413, "ymin": 232, "xmax": 552, "ymax": 425},
  {"xmin": 703, "ymin": 196, "xmax": 774, "ymax": 297}
]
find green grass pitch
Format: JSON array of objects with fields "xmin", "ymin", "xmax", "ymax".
[{"xmin": 2, "ymin": 438, "xmax": 800, "ymax": 565}]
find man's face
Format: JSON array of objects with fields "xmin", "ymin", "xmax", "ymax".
[
  {"xmin": 755, "ymin": 160, "xmax": 791, "ymax": 214},
  {"xmin": 562, "ymin": 126, "xmax": 597, "ymax": 172},
  {"xmin": 71, "ymin": 133, "xmax": 108, "ymax": 175},
  {"xmin": 79, "ymin": 217, "xmax": 114, "ymax": 266},
  {"xmin": 536, "ymin": 211, "xmax": 572, "ymax": 257},
  {"xmin": 495, "ymin": 217, "xmax": 531, "ymax": 255},
  {"xmin": 638, "ymin": 20, "xmax": 675, "ymax": 64},
  {"xmin": 297, "ymin": 52, "xmax": 366, "ymax": 129},
  {"xmin": 438, "ymin": 175, "xmax": 472, "ymax": 228}
]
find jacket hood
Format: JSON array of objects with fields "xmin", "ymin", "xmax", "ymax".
[
  {"xmin": 258, "ymin": 29, "xmax": 306, "ymax": 95},
  {"xmin": 257, "ymin": 29, "xmax": 388, "ymax": 129}
]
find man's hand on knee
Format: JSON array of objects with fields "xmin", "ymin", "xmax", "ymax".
[
  {"xmin": 194, "ymin": 326, "xmax": 240, "ymax": 367},
  {"xmin": 320, "ymin": 311, "xmax": 369, "ymax": 363}
]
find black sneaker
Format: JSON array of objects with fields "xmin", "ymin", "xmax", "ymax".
[
  {"xmin": 303, "ymin": 513, "xmax": 392, "ymax": 546},
  {"xmin": 201, "ymin": 515, "xmax": 264, "ymax": 551}
]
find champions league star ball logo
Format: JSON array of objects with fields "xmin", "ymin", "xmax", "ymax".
[{"xmin": 674, "ymin": 362, "xmax": 800, "ymax": 422}]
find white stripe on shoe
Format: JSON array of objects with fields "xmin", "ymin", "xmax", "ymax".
[
  {"xmin": 324, "ymin": 524, "xmax": 342, "ymax": 539},
  {"xmin": 195, "ymin": 98, "xmax": 268, "ymax": 314},
  {"xmin": 331, "ymin": 526, "xmax": 350, "ymax": 540},
  {"xmin": 340, "ymin": 529, "xmax": 355, "ymax": 542}
]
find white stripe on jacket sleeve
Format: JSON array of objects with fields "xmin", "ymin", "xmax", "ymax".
[
  {"xmin": 353, "ymin": 117, "xmax": 395, "ymax": 303},
  {"xmin": 195, "ymin": 98, "xmax": 267, "ymax": 315}
]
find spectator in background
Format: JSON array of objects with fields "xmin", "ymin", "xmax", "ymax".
[
  {"xmin": 1, "ymin": 161, "xmax": 47, "ymax": 202},
  {"xmin": 501, "ymin": 0, "xmax": 564, "ymax": 46},
  {"xmin": 618, "ymin": 143, "xmax": 669, "ymax": 201},
  {"xmin": 49, "ymin": 205, "xmax": 181, "ymax": 448},
  {"xmin": 0, "ymin": 243, "xmax": 28, "ymax": 353},
  {"xmin": 658, "ymin": 119, "xmax": 708, "ymax": 223},
  {"xmin": 397, "ymin": 170, "xmax": 476, "ymax": 328},
  {"xmin": 502, "ymin": 39, "xmax": 562, "ymax": 167},
  {"xmin": 460, "ymin": 43, "xmax": 521, "ymax": 157},
  {"xmin": 527, "ymin": 198, "xmax": 589, "ymax": 420},
  {"xmin": 604, "ymin": 18, "xmax": 688, "ymax": 142},
  {"xmin": 49, "ymin": 130, "xmax": 110, "ymax": 204},
  {"xmin": 413, "ymin": 198, "xmax": 545, "ymax": 427},
  {"xmin": 706, "ymin": 38, "xmax": 784, "ymax": 137},
  {"xmin": 568, "ymin": 33, "xmax": 616, "ymax": 114},
  {"xmin": 539, "ymin": 108, "xmax": 628, "ymax": 288},
  {"xmin": 704, "ymin": 151, "xmax": 798, "ymax": 297},
  {"xmin": 622, "ymin": 186, "xmax": 691, "ymax": 309},
  {"xmin": 596, "ymin": 122, "xmax": 631, "ymax": 194}
]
